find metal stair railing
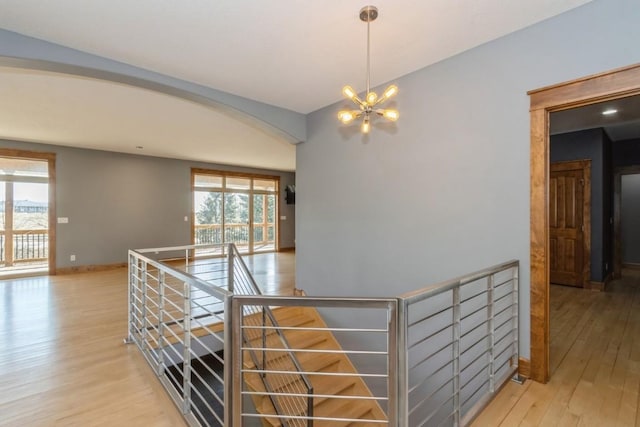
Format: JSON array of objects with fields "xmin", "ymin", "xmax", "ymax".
[
  {"xmin": 229, "ymin": 295, "xmax": 396, "ymax": 426},
  {"xmin": 127, "ymin": 242, "xmax": 520, "ymax": 427},
  {"xmin": 396, "ymin": 259, "xmax": 520, "ymax": 426},
  {"xmin": 228, "ymin": 244, "xmax": 314, "ymax": 427},
  {"xmin": 126, "ymin": 245, "xmax": 233, "ymax": 426}
]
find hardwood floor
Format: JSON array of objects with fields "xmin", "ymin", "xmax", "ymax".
[
  {"xmin": 0, "ymin": 252, "xmax": 295, "ymax": 426},
  {"xmin": 4, "ymin": 253, "xmax": 637, "ymax": 426},
  {"xmin": 473, "ymin": 269, "xmax": 640, "ymax": 427},
  {"xmin": 240, "ymin": 251, "xmax": 295, "ymax": 295}
]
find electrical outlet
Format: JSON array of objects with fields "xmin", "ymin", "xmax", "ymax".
[{"xmin": 70, "ymin": 255, "xmax": 76, "ymax": 262}]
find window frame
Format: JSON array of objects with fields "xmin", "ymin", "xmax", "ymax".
[{"xmin": 191, "ymin": 168, "xmax": 280, "ymax": 255}]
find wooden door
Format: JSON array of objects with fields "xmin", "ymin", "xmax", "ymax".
[{"xmin": 549, "ymin": 162, "xmax": 587, "ymax": 287}]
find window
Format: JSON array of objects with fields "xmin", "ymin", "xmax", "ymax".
[
  {"xmin": 0, "ymin": 154, "xmax": 53, "ymax": 275},
  {"xmin": 192, "ymin": 170, "xmax": 279, "ymax": 256}
]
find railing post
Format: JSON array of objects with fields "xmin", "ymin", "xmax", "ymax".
[
  {"xmin": 157, "ymin": 270, "xmax": 166, "ymax": 376},
  {"xmin": 487, "ymin": 274, "xmax": 495, "ymax": 393},
  {"xmin": 124, "ymin": 252, "xmax": 134, "ymax": 344},
  {"xmin": 452, "ymin": 286, "xmax": 461, "ymax": 427},
  {"xmin": 398, "ymin": 298, "xmax": 409, "ymax": 427},
  {"xmin": 261, "ymin": 309, "xmax": 267, "ymax": 377},
  {"xmin": 228, "ymin": 243, "xmax": 235, "ymax": 293},
  {"xmin": 389, "ymin": 299, "xmax": 401, "ymax": 427},
  {"xmin": 182, "ymin": 281, "xmax": 192, "ymax": 415},
  {"xmin": 224, "ymin": 294, "xmax": 234, "ymax": 427},
  {"xmin": 231, "ymin": 297, "xmax": 244, "ymax": 427},
  {"xmin": 307, "ymin": 386, "xmax": 314, "ymax": 427},
  {"xmin": 140, "ymin": 260, "xmax": 148, "ymax": 353},
  {"xmin": 512, "ymin": 265, "xmax": 521, "ymax": 380}
]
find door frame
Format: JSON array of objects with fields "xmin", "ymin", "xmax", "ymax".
[
  {"xmin": 550, "ymin": 160, "xmax": 591, "ymax": 288},
  {"xmin": 0, "ymin": 148, "xmax": 57, "ymax": 275},
  {"xmin": 614, "ymin": 165, "xmax": 640, "ymax": 276},
  {"xmin": 528, "ymin": 63, "xmax": 640, "ymax": 383}
]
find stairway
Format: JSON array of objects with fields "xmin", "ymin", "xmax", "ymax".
[{"xmin": 242, "ymin": 306, "xmax": 388, "ymax": 426}]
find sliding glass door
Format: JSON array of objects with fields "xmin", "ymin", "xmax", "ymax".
[
  {"xmin": 193, "ymin": 170, "xmax": 278, "ymax": 256},
  {"xmin": 253, "ymin": 178, "xmax": 277, "ymax": 252},
  {"xmin": 0, "ymin": 156, "xmax": 51, "ymax": 275}
]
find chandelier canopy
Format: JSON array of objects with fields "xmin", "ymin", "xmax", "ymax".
[{"xmin": 338, "ymin": 5, "xmax": 399, "ymax": 134}]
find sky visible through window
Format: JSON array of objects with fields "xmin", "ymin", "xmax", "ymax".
[{"xmin": 0, "ymin": 182, "xmax": 48, "ymax": 203}]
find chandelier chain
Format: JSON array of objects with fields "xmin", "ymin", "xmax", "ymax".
[{"xmin": 366, "ymin": 15, "xmax": 371, "ymax": 97}]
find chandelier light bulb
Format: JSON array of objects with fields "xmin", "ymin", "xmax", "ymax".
[
  {"xmin": 342, "ymin": 86, "xmax": 358, "ymax": 101},
  {"xmin": 382, "ymin": 109, "xmax": 399, "ymax": 121},
  {"xmin": 361, "ymin": 116, "xmax": 371, "ymax": 134},
  {"xmin": 366, "ymin": 92, "xmax": 378, "ymax": 105},
  {"xmin": 383, "ymin": 85, "xmax": 398, "ymax": 100},
  {"xmin": 338, "ymin": 110, "xmax": 357, "ymax": 124}
]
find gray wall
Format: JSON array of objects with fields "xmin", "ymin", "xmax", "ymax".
[
  {"xmin": 603, "ymin": 132, "xmax": 613, "ymax": 279},
  {"xmin": 550, "ymin": 128, "xmax": 611, "ymax": 282},
  {"xmin": 1, "ymin": 139, "xmax": 295, "ymax": 269},
  {"xmin": 613, "ymin": 138, "xmax": 640, "ymax": 265},
  {"xmin": 621, "ymin": 174, "xmax": 640, "ymax": 265},
  {"xmin": 297, "ymin": 0, "xmax": 640, "ymax": 359},
  {"xmin": 613, "ymin": 138, "xmax": 640, "ymax": 167}
]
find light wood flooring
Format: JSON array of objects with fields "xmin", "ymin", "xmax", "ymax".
[
  {"xmin": 0, "ymin": 252, "xmax": 294, "ymax": 426},
  {"xmin": 4, "ymin": 254, "xmax": 639, "ymax": 426},
  {"xmin": 473, "ymin": 269, "xmax": 640, "ymax": 427}
]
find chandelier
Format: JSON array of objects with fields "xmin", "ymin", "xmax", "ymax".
[{"xmin": 338, "ymin": 5, "xmax": 399, "ymax": 134}]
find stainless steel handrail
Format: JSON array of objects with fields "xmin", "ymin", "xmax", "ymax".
[
  {"xmin": 230, "ymin": 295, "xmax": 397, "ymax": 426},
  {"xmin": 127, "ymin": 247, "xmax": 233, "ymax": 426},
  {"xmin": 127, "ymin": 243, "xmax": 520, "ymax": 427},
  {"xmin": 228, "ymin": 244, "xmax": 314, "ymax": 427},
  {"xmin": 397, "ymin": 259, "xmax": 519, "ymax": 427}
]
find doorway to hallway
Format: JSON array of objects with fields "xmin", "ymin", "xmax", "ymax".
[{"xmin": 529, "ymin": 63, "xmax": 640, "ymax": 383}]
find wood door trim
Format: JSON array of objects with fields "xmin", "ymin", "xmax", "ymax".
[
  {"xmin": 529, "ymin": 63, "xmax": 640, "ymax": 383},
  {"xmin": 550, "ymin": 160, "xmax": 591, "ymax": 288},
  {"xmin": 613, "ymin": 165, "xmax": 640, "ymax": 278},
  {"xmin": 0, "ymin": 148, "xmax": 56, "ymax": 275}
]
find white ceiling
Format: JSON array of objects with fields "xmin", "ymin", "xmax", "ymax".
[
  {"xmin": 0, "ymin": 0, "xmax": 594, "ymax": 170},
  {"xmin": 0, "ymin": 67, "xmax": 297, "ymax": 170}
]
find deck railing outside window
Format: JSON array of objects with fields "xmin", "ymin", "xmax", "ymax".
[
  {"xmin": 0, "ymin": 229, "xmax": 48, "ymax": 265},
  {"xmin": 194, "ymin": 224, "xmax": 274, "ymax": 247}
]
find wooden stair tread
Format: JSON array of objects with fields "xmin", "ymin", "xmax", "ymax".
[
  {"xmin": 272, "ymin": 311, "xmax": 316, "ymax": 327},
  {"xmin": 312, "ymin": 398, "xmax": 377, "ymax": 427},
  {"xmin": 246, "ymin": 328, "xmax": 326, "ymax": 348},
  {"xmin": 264, "ymin": 367, "xmax": 357, "ymax": 394},
  {"xmin": 256, "ymin": 379, "xmax": 375, "ymax": 427},
  {"xmin": 244, "ymin": 306, "xmax": 312, "ymax": 325},
  {"xmin": 243, "ymin": 331, "xmax": 329, "ymax": 369},
  {"xmin": 243, "ymin": 353, "xmax": 344, "ymax": 393},
  {"xmin": 309, "ymin": 375, "xmax": 358, "ymax": 406},
  {"xmin": 241, "ymin": 305, "xmax": 388, "ymax": 425}
]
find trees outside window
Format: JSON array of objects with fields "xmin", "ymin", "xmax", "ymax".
[{"xmin": 193, "ymin": 171, "xmax": 279, "ymax": 255}]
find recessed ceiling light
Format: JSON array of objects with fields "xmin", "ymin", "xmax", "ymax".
[{"xmin": 602, "ymin": 108, "xmax": 618, "ymax": 116}]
